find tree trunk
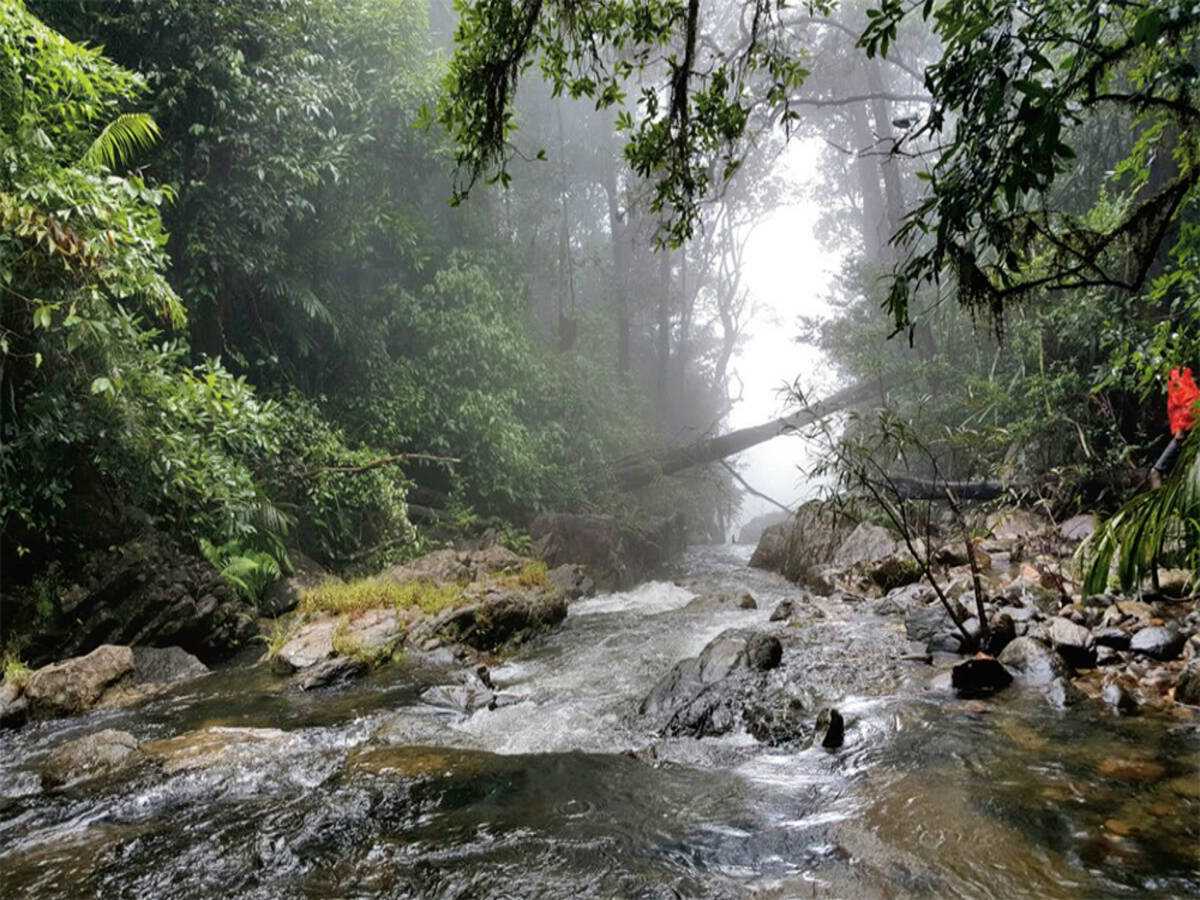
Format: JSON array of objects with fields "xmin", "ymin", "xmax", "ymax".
[
  {"xmin": 615, "ymin": 377, "xmax": 890, "ymax": 488},
  {"xmin": 603, "ymin": 154, "xmax": 630, "ymax": 375}
]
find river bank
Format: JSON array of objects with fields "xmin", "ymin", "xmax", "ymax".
[{"xmin": 0, "ymin": 542, "xmax": 1196, "ymax": 898}]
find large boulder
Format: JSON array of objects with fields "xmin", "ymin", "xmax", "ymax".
[
  {"xmin": 417, "ymin": 586, "xmax": 567, "ymax": 651},
  {"xmin": 28, "ymin": 533, "xmax": 256, "ymax": 664},
  {"xmin": 529, "ymin": 512, "xmax": 686, "ymax": 589},
  {"xmin": 40, "ymin": 729, "xmax": 141, "ymax": 788},
  {"xmin": 640, "ymin": 630, "xmax": 782, "ymax": 738},
  {"xmin": 24, "ymin": 644, "xmax": 134, "ymax": 717},
  {"xmin": 832, "ymin": 523, "xmax": 900, "ymax": 568},
  {"xmin": 748, "ymin": 501, "xmax": 857, "ymax": 584}
]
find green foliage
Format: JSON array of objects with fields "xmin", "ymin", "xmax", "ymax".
[
  {"xmin": 861, "ymin": 0, "xmax": 1200, "ymax": 330},
  {"xmin": 262, "ymin": 397, "xmax": 414, "ymax": 571},
  {"xmin": 199, "ymin": 538, "xmax": 282, "ymax": 605},
  {"xmin": 1, "ymin": 653, "xmax": 30, "ymax": 688},
  {"xmin": 436, "ymin": 0, "xmax": 816, "ymax": 244},
  {"xmin": 1080, "ymin": 429, "xmax": 1200, "ymax": 594},
  {"xmin": 80, "ymin": 113, "xmax": 161, "ymax": 170}
]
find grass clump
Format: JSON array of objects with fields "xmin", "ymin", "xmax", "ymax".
[
  {"xmin": 260, "ymin": 619, "xmax": 296, "ymax": 660},
  {"xmin": 495, "ymin": 560, "xmax": 550, "ymax": 589},
  {"xmin": 2, "ymin": 653, "xmax": 32, "ymax": 688},
  {"xmin": 301, "ymin": 578, "xmax": 465, "ymax": 617}
]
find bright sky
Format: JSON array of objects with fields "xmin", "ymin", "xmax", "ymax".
[{"xmin": 726, "ymin": 138, "xmax": 843, "ymax": 533}]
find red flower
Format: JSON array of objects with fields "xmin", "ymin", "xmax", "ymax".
[{"xmin": 1167, "ymin": 367, "xmax": 1199, "ymax": 434}]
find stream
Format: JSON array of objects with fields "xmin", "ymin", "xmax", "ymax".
[{"xmin": 1, "ymin": 544, "xmax": 1197, "ymax": 898}]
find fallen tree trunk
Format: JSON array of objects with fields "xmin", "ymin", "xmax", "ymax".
[
  {"xmin": 884, "ymin": 476, "xmax": 1008, "ymax": 501},
  {"xmin": 615, "ymin": 377, "xmax": 888, "ymax": 489}
]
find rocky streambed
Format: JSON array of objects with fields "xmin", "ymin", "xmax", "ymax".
[{"xmin": 0, "ymin": 537, "xmax": 1197, "ymax": 898}]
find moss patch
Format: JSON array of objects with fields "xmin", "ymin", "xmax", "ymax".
[{"xmin": 301, "ymin": 577, "xmax": 465, "ymax": 617}]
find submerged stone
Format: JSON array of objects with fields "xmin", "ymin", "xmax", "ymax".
[{"xmin": 40, "ymin": 729, "xmax": 140, "ymax": 788}]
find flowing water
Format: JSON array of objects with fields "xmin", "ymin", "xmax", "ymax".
[{"xmin": 1, "ymin": 545, "xmax": 1197, "ymax": 898}]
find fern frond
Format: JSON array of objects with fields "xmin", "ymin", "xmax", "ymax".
[{"xmin": 81, "ymin": 113, "xmax": 161, "ymax": 170}]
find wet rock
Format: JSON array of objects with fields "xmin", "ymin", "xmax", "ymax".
[
  {"xmin": 1093, "ymin": 627, "xmax": 1131, "ymax": 650},
  {"xmin": 769, "ymin": 600, "xmax": 794, "ymax": 622},
  {"xmin": 982, "ymin": 613, "xmax": 1016, "ymax": 656},
  {"xmin": 1129, "ymin": 625, "xmax": 1185, "ymax": 661},
  {"xmin": 0, "ymin": 681, "xmax": 29, "ymax": 729},
  {"xmin": 640, "ymin": 629, "xmax": 777, "ymax": 737},
  {"xmin": 1048, "ymin": 617, "xmax": 1095, "ymax": 668},
  {"xmin": 997, "ymin": 637, "xmax": 1068, "ymax": 685},
  {"xmin": 261, "ymin": 551, "xmax": 332, "ymax": 617},
  {"xmin": 1102, "ymin": 679, "xmax": 1139, "ymax": 715},
  {"xmin": 1174, "ymin": 661, "xmax": 1200, "ymax": 706},
  {"xmin": 951, "ymin": 658, "xmax": 1012, "ymax": 697},
  {"xmin": 997, "ymin": 578, "xmax": 1060, "ymax": 616},
  {"xmin": 816, "ymin": 707, "xmax": 844, "ymax": 749},
  {"xmin": 142, "ymin": 726, "xmax": 289, "ymax": 774},
  {"xmin": 272, "ymin": 619, "xmax": 337, "ymax": 674},
  {"xmin": 422, "ymin": 586, "xmax": 567, "ymax": 652},
  {"xmin": 832, "ymin": 523, "xmax": 900, "ymax": 568},
  {"xmin": 738, "ymin": 593, "xmax": 758, "ymax": 610},
  {"xmin": 546, "ymin": 563, "xmax": 594, "ymax": 601},
  {"xmin": 294, "ymin": 655, "xmax": 368, "ymax": 691},
  {"xmin": 347, "ymin": 745, "xmax": 523, "ymax": 784},
  {"xmin": 24, "ymin": 645, "xmax": 135, "ymax": 717},
  {"xmin": 96, "ymin": 646, "xmax": 212, "ymax": 709},
  {"xmin": 39, "ymin": 729, "xmax": 141, "ymax": 789},
  {"xmin": 873, "ymin": 582, "xmax": 934, "ymax": 617},
  {"xmin": 747, "ymin": 634, "xmax": 783, "ymax": 671}
]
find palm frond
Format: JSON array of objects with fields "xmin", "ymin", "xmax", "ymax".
[
  {"xmin": 81, "ymin": 113, "xmax": 161, "ymax": 170},
  {"xmin": 1080, "ymin": 431, "xmax": 1200, "ymax": 593}
]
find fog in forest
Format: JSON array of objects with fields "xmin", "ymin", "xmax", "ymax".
[{"xmin": 2, "ymin": 1, "xmax": 1198, "ymax": 896}]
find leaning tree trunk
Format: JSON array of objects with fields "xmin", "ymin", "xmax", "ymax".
[{"xmin": 614, "ymin": 377, "xmax": 890, "ymax": 488}]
